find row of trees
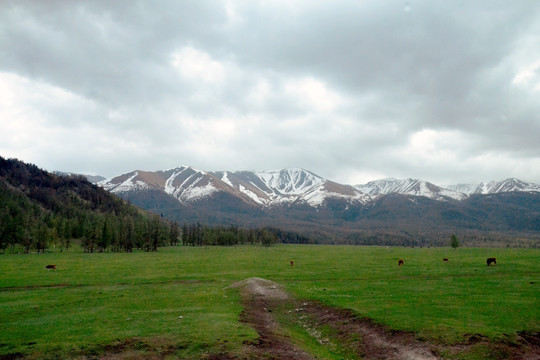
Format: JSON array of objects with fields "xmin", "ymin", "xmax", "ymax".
[
  {"xmin": 181, "ymin": 224, "xmax": 279, "ymax": 246},
  {"xmin": 80, "ymin": 214, "xmax": 180, "ymax": 253}
]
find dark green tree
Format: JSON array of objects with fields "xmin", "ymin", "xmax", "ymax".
[
  {"xmin": 122, "ymin": 217, "xmax": 135, "ymax": 252},
  {"xmin": 169, "ymin": 222, "xmax": 179, "ymax": 246},
  {"xmin": 450, "ymin": 234, "xmax": 460, "ymax": 249},
  {"xmin": 181, "ymin": 223, "xmax": 188, "ymax": 245},
  {"xmin": 35, "ymin": 223, "xmax": 50, "ymax": 253}
]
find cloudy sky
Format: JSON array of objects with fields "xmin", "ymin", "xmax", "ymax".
[{"xmin": 1, "ymin": 0, "xmax": 539, "ymax": 185}]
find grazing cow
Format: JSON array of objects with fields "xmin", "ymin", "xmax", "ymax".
[
  {"xmin": 443, "ymin": 258, "xmax": 449, "ymax": 262},
  {"xmin": 45, "ymin": 264, "xmax": 56, "ymax": 270},
  {"xmin": 398, "ymin": 259, "xmax": 404, "ymax": 266},
  {"xmin": 290, "ymin": 260, "xmax": 294, "ymax": 267},
  {"xmin": 487, "ymin": 257, "xmax": 497, "ymax": 266}
]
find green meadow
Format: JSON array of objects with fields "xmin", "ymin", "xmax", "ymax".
[{"xmin": 1, "ymin": 245, "xmax": 538, "ymax": 359}]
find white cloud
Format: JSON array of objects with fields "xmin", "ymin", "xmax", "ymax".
[
  {"xmin": 284, "ymin": 77, "xmax": 346, "ymax": 113},
  {"xmin": 171, "ymin": 47, "xmax": 225, "ymax": 83},
  {"xmin": 512, "ymin": 59, "xmax": 540, "ymax": 90}
]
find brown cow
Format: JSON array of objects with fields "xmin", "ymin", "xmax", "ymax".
[
  {"xmin": 290, "ymin": 260, "xmax": 294, "ymax": 267},
  {"xmin": 443, "ymin": 258, "xmax": 449, "ymax": 262},
  {"xmin": 398, "ymin": 259, "xmax": 404, "ymax": 266},
  {"xmin": 487, "ymin": 257, "xmax": 497, "ymax": 266},
  {"xmin": 45, "ymin": 264, "xmax": 56, "ymax": 270}
]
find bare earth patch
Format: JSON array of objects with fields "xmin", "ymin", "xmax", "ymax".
[
  {"xmin": 228, "ymin": 277, "xmax": 315, "ymax": 360},
  {"xmin": 227, "ymin": 277, "xmax": 540, "ymax": 360},
  {"xmin": 229, "ymin": 277, "xmax": 439, "ymax": 359},
  {"xmin": 294, "ymin": 301, "xmax": 439, "ymax": 360}
]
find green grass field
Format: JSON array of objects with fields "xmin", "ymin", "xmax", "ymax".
[{"xmin": 1, "ymin": 245, "xmax": 538, "ymax": 359}]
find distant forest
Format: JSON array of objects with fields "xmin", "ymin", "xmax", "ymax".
[{"xmin": 179, "ymin": 224, "xmax": 310, "ymax": 247}]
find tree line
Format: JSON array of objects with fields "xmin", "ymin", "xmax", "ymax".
[{"xmin": 180, "ymin": 224, "xmax": 279, "ymax": 246}]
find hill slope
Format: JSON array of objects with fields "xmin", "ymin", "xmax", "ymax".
[{"xmin": 0, "ymin": 157, "xmax": 174, "ymax": 253}]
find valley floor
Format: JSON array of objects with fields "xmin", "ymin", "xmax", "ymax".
[{"xmin": 0, "ymin": 245, "xmax": 538, "ymax": 359}]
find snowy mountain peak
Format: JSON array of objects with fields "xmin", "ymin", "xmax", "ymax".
[
  {"xmin": 445, "ymin": 178, "xmax": 540, "ymax": 195},
  {"xmin": 99, "ymin": 171, "xmax": 150, "ymax": 193},
  {"xmin": 481, "ymin": 178, "xmax": 540, "ymax": 194},
  {"xmin": 253, "ymin": 168, "xmax": 324, "ymax": 195},
  {"xmin": 98, "ymin": 166, "xmax": 219, "ymax": 203},
  {"xmin": 164, "ymin": 165, "xmax": 207, "ymax": 176},
  {"xmin": 208, "ymin": 168, "xmax": 338, "ymax": 206},
  {"xmin": 354, "ymin": 178, "xmax": 467, "ymax": 200},
  {"xmin": 161, "ymin": 166, "xmax": 218, "ymax": 202}
]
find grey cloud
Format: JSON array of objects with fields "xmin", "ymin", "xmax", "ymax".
[
  {"xmin": 0, "ymin": 0, "xmax": 539, "ymax": 184},
  {"xmin": 0, "ymin": 1, "xmax": 227, "ymax": 105}
]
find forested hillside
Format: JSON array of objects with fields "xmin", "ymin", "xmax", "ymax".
[{"xmin": 0, "ymin": 157, "xmax": 177, "ymax": 253}]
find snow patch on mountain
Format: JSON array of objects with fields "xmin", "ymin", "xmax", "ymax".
[
  {"xmin": 178, "ymin": 181, "xmax": 219, "ymax": 202},
  {"xmin": 164, "ymin": 168, "xmax": 187, "ymax": 196},
  {"xmin": 302, "ymin": 186, "xmax": 370, "ymax": 207},
  {"xmin": 443, "ymin": 183, "xmax": 480, "ymax": 195},
  {"xmin": 238, "ymin": 184, "xmax": 264, "ymax": 205},
  {"xmin": 100, "ymin": 172, "xmax": 150, "ymax": 193},
  {"xmin": 221, "ymin": 171, "xmax": 234, "ymax": 187}
]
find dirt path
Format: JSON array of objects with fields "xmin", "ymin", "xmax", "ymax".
[
  {"xmin": 229, "ymin": 277, "xmax": 440, "ymax": 360},
  {"xmin": 228, "ymin": 277, "xmax": 315, "ymax": 360},
  {"xmin": 297, "ymin": 301, "xmax": 438, "ymax": 360}
]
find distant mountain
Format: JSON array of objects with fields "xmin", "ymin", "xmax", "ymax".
[
  {"xmin": 100, "ymin": 167, "xmax": 540, "ymax": 207},
  {"xmin": 98, "ymin": 167, "xmax": 540, "ymax": 246},
  {"xmin": 54, "ymin": 171, "xmax": 106, "ymax": 183},
  {"xmin": 445, "ymin": 178, "xmax": 540, "ymax": 195},
  {"xmin": 101, "ymin": 166, "xmax": 256, "ymax": 205},
  {"xmin": 354, "ymin": 178, "xmax": 467, "ymax": 201},
  {"xmin": 100, "ymin": 167, "xmax": 370, "ymax": 208}
]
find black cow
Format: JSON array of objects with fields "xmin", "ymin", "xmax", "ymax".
[{"xmin": 487, "ymin": 258, "xmax": 497, "ymax": 266}]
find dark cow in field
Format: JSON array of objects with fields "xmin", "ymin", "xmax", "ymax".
[
  {"xmin": 45, "ymin": 264, "xmax": 56, "ymax": 270},
  {"xmin": 398, "ymin": 259, "xmax": 404, "ymax": 266},
  {"xmin": 487, "ymin": 257, "xmax": 497, "ymax": 266},
  {"xmin": 290, "ymin": 260, "xmax": 294, "ymax": 267},
  {"xmin": 443, "ymin": 258, "xmax": 449, "ymax": 262}
]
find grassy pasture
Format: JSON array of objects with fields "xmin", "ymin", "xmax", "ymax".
[{"xmin": 0, "ymin": 245, "xmax": 538, "ymax": 359}]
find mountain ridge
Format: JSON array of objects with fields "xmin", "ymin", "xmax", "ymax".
[{"xmin": 98, "ymin": 167, "xmax": 540, "ymax": 207}]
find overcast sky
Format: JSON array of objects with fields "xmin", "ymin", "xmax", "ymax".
[{"xmin": 1, "ymin": 0, "xmax": 539, "ymax": 185}]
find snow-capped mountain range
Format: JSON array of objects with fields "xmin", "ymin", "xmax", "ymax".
[{"xmin": 98, "ymin": 167, "xmax": 540, "ymax": 208}]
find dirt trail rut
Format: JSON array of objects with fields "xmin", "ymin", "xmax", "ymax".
[
  {"xmin": 229, "ymin": 277, "xmax": 440, "ymax": 360},
  {"xmin": 228, "ymin": 277, "xmax": 314, "ymax": 359}
]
